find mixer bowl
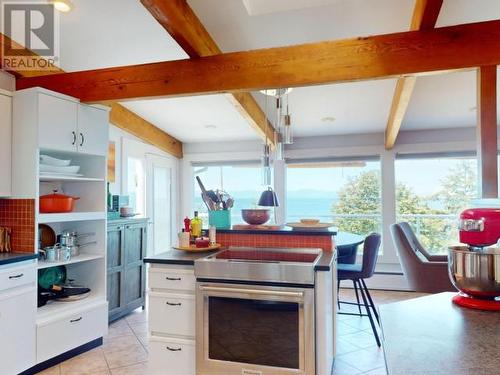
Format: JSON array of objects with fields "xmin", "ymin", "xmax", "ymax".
[{"xmin": 448, "ymin": 246, "xmax": 500, "ymax": 299}]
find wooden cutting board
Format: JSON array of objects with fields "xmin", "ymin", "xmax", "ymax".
[{"xmin": 232, "ymin": 224, "xmax": 283, "ymax": 230}]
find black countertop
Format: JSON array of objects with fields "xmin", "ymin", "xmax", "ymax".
[
  {"xmin": 380, "ymin": 292, "xmax": 500, "ymax": 375},
  {"xmin": 145, "ymin": 248, "xmax": 335, "ymax": 271},
  {"xmin": 217, "ymin": 227, "xmax": 337, "ymax": 236},
  {"xmin": 0, "ymin": 252, "xmax": 38, "ymax": 266}
]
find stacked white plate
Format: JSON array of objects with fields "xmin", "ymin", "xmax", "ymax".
[{"xmin": 39, "ymin": 155, "xmax": 82, "ymax": 177}]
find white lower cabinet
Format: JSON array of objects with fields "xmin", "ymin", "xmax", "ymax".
[
  {"xmin": 149, "ymin": 336, "xmax": 196, "ymax": 375},
  {"xmin": 0, "ymin": 285, "xmax": 36, "ymax": 375},
  {"xmin": 37, "ymin": 301, "xmax": 108, "ymax": 363},
  {"xmin": 148, "ymin": 264, "xmax": 196, "ymax": 375}
]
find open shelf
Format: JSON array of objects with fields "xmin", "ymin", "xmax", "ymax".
[
  {"xmin": 38, "ymin": 211, "xmax": 106, "ymax": 224},
  {"xmin": 39, "ymin": 174, "xmax": 104, "ymax": 183},
  {"xmin": 37, "ymin": 253, "xmax": 104, "ymax": 269},
  {"xmin": 36, "ymin": 293, "xmax": 105, "ymax": 323}
]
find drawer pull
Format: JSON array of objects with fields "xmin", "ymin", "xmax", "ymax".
[
  {"xmin": 166, "ymin": 302, "xmax": 182, "ymax": 306},
  {"xmin": 166, "ymin": 277, "xmax": 181, "ymax": 281},
  {"xmin": 8, "ymin": 273, "xmax": 24, "ymax": 279},
  {"xmin": 70, "ymin": 317, "xmax": 83, "ymax": 323},
  {"xmin": 166, "ymin": 346, "xmax": 182, "ymax": 352}
]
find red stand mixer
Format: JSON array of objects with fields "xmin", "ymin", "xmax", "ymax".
[{"xmin": 448, "ymin": 208, "xmax": 500, "ymax": 311}]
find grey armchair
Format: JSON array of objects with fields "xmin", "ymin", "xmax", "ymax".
[{"xmin": 390, "ymin": 222, "xmax": 456, "ymax": 293}]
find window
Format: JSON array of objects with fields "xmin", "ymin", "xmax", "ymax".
[
  {"xmin": 193, "ymin": 162, "xmax": 266, "ymax": 225},
  {"xmin": 395, "ymin": 154, "xmax": 477, "ymax": 255},
  {"xmin": 286, "ymin": 158, "xmax": 382, "ymax": 238},
  {"xmin": 127, "ymin": 157, "xmax": 145, "ymax": 215}
]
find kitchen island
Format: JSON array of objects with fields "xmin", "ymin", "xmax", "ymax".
[
  {"xmin": 380, "ymin": 292, "xmax": 500, "ymax": 375},
  {"xmin": 144, "ymin": 228, "xmax": 342, "ymax": 375}
]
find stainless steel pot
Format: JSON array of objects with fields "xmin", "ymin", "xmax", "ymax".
[{"xmin": 448, "ymin": 246, "xmax": 500, "ymax": 299}]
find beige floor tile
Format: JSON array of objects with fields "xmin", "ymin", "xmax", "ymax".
[
  {"xmin": 332, "ymin": 358, "xmax": 362, "ymax": 375},
  {"xmin": 104, "ymin": 344, "xmax": 148, "ymax": 369},
  {"xmin": 129, "ymin": 321, "xmax": 148, "ymax": 335},
  {"xmin": 107, "ymin": 319, "xmax": 134, "ymax": 339},
  {"xmin": 341, "ymin": 330, "xmax": 379, "ymax": 350},
  {"xmin": 337, "ymin": 338, "xmax": 362, "ymax": 356},
  {"xmin": 60, "ymin": 348, "xmax": 109, "ymax": 375},
  {"xmin": 110, "ymin": 362, "xmax": 148, "ymax": 375},
  {"xmin": 338, "ymin": 347, "xmax": 386, "ymax": 373},
  {"xmin": 125, "ymin": 309, "xmax": 148, "ymax": 325},
  {"xmin": 338, "ymin": 321, "xmax": 363, "ymax": 336},
  {"xmin": 37, "ymin": 364, "xmax": 61, "ymax": 375},
  {"xmin": 102, "ymin": 334, "xmax": 144, "ymax": 355}
]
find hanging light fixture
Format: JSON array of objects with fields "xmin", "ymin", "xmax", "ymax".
[
  {"xmin": 283, "ymin": 91, "xmax": 293, "ymax": 144},
  {"xmin": 49, "ymin": 0, "xmax": 74, "ymax": 12}
]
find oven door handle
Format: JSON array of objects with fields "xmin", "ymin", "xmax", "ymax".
[{"xmin": 199, "ymin": 285, "xmax": 304, "ymax": 298}]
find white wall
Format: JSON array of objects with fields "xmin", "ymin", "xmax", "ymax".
[{"xmin": 0, "ymin": 70, "xmax": 15, "ymax": 91}]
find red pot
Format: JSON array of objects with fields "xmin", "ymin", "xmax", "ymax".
[{"xmin": 40, "ymin": 190, "xmax": 80, "ymax": 213}]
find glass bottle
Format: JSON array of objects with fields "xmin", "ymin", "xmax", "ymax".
[{"xmin": 190, "ymin": 211, "xmax": 202, "ymax": 238}]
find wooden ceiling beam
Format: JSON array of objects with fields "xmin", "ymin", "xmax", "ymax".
[
  {"xmin": 1, "ymin": 33, "xmax": 183, "ymax": 158},
  {"xmin": 15, "ymin": 20, "xmax": 500, "ymax": 102},
  {"xmin": 476, "ymin": 65, "xmax": 498, "ymax": 198},
  {"xmin": 140, "ymin": 0, "xmax": 275, "ymax": 145},
  {"xmin": 385, "ymin": 0, "xmax": 443, "ymax": 150}
]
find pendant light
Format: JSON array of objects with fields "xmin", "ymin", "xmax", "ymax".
[
  {"xmin": 259, "ymin": 90, "xmax": 279, "ymax": 208},
  {"xmin": 50, "ymin": 0, "xmax": 73, "ymax": 12},
  {"xmin": 283, "ymin": 91, "xmax": 293, "ymax": 145}
]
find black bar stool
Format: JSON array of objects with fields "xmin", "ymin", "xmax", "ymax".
[{"xmin": 337, "ymin": 233, "xmax": 381, "ymax": 347}]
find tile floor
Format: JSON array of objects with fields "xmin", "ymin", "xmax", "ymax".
[{"xmin": 37, "ymin": 289, "xmax": 428, "ymax": 375}]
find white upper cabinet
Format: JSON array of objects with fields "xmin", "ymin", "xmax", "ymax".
[
  {"xmin": 38, "ymin": 93, "xmax": 79, "ymax": 153},
  {"xmin": 0, "ymin": 91, "xmax": 12, "ymax": 197},
  {"xmin": 77, "ymin": 104, "xmax": 108, "ymax": 156}
]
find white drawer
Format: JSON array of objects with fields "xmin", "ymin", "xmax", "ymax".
[
  {"xmin": 149, "ymin": 336, "xmax": 195, "ymax": 375},
  {"xmin": 149, "ymin": 292, "xmax": 195, "ymax": 338},
  {"xmin": 0, "ymin": 262, "xmax": 36, "ymax": 292},
  {"xmin": 149, "ymin": 266, "xmax": 195, "ymax": 293},
  {"xmin": 37, "ymin": 301, "xmax": 107, "ymax": 363}
]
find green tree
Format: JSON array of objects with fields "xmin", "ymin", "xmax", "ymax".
[
  {"xmin": 435, "ymin": 159, "xmax": 477, "ymax": 213},
  {"xmin": 332, "ymin": 170, "xmax": 381, "ymax": 236}
]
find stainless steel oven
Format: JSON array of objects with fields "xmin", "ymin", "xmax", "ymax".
[{"xmin": 196, "ymin": 281, "xmax": 315, "ymax": 375}]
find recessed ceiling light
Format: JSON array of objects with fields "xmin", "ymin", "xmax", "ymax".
[
  {"xmin": 321, "ymin": 116, "xmax": 336, "ymax": 123},
  {"xmin": 204, "ymin": 124, "xmax": 217, "ymax": 129},
  {"xmin": 50, "ymin": 0, "xmax": 73, "ymax": 12},
  {"xmin": 259, "ymin": 88, "xmax": 293, "ymax": 97}
]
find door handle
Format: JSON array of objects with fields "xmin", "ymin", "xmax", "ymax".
[
  {"xmin": 166, "ymin": 346, "xmax": 182, "ymax": 352},
  {"xmin": 79, "ymin": 132, "xmax": 85, "ymax": 146},
  {"xmin": 166, "ymin": 302, "xmax": 182, "ymax": 306},
  {"xmin": 8, "ymin": 273, "xmax": 23, "ymax": 279},
  {"xmin": 165, "ymin": 277, "xmax": 181, "ymax": 281},
  {"xmin": 70, "ymin": 317, "xmax": 82, "ymax": 323},
  {"xmin": 199, "ymin": 285, "xmax": 304, "ymax": 298},
  {"xmin": 71, "ymin": 131, "xmax": 76, "ymax": 145}
]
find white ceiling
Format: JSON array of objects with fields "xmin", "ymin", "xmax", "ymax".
[
  {"xmin": 122, "ymin": 95, "xmax": 257, "ymax": 143},
  {"xmin": 10, "ymin": 0, "xmax": 500, "ymax": 143}
]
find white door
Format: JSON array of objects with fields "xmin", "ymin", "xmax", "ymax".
[
  {"xmin": 38, "ymin": 93, "xmax": 78, "ymax": 152},
  {"xmin": 77, "ymin": 104, "xmax": 109, "ymax": 156},
  {"xmin": 0, "ymin": 93, "xmax": 12, "ymax": 196},
  {"xmin": 146, "ymin": 154, "xmax": 175, "ymax": 256}
]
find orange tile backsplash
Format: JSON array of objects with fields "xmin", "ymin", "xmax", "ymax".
[
  {"xmin": 217, "ymin": 232, "xmax": 334, "ymax": 251},
  {"xmin": 0, "ymin": 199, "xmax": 35, "ymax": 253}
]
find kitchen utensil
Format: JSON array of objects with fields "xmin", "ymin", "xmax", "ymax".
[
  {"xmin": 39, "ymin": 164, "xmax": 80, "ymax": 174},
  {"xmin": 43, "ymin": 244, "xmax": 60, "ymax": 262},
  {"xmin": 173, "ymin": 243, "xmax": 221, "ymax": 252},
  {"xmin": 196, "ymin": 176, "xmax": 214, "ymax": 210},
  {"xmin": 39, "ymin": 224, "xmax": 56, "ymax": 249},
  {"xmin": 40, "ymin": 190, "xmax": 80, "ymax": 213},
  {"xmin": 0, "ymin": 227, "xmax": 11, "ymax": 252},
  {"xmin": 241, "ymin": 208, "xmax": 271, "ymax": 225},
  {"xmin": 226, "ymin": 197, "xmax": 234, "ymax": 209},
  {"xmin": 59, "ymin": 245, "xmax": 72, "ymax": 262},
  {"xmin": 286, "ymin": 222, "xmax": 334, "ymax": 231},
  {"xmin": 39, "ymin": 155, "xmax": 71, "ymax": 167},
  {"xmin": 38, "ymin": 265, "xmax": 67, "ymax": 290}
]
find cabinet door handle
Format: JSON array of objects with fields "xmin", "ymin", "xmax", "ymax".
[
  {"xmin": 166, "ymin": 302, "xmax": 182, "ymax": 306},
  {"xmin": 8, "ymin": 273, "xmax": 23, "ymax": 279},
  {"xmin": 79, "ymin": 132, "xmax": 85, "ymax": 146},
  {"xmin": 166, "ymin": 277, "xmax": 181, "ymax": 281},
  {"xmin": 166, "ymin": 346, "xmax": 182, "ymax": 352},
  {"xmin": 71, "ymin": 131, "xmax": 76, "ymax": 145},
  {"xmin": 70, "ymin": 317, "xmax": 82, "ymax": 323}
]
